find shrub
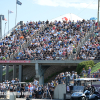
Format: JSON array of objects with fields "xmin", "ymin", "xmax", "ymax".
[{"xmin": 76, "ymin": 60, "xmax": 94, "ymax": 74}]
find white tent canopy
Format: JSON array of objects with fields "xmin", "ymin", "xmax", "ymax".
[{"xmin": 50, "ymin": 13, "xmax": 83, "ymax": 22}]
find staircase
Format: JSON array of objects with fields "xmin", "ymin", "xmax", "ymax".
[{"xmin": 69, "ymin": 24, "xmax": 96, "ymax": 60}]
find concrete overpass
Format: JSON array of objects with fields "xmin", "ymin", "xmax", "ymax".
[
  {"xmin": 0, "ymin": 60, "xmax": 99, "ymax": 84},
  {"xmin": 0, "ymin": 60, "xmax": 99, "ymax": 65}
]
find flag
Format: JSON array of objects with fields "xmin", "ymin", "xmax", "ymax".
[
  {"xmin": 16, "ymin": 0, "xmax": 22, "ymax": 5},
  {"xmin": 9, "ymin": 10, "xmax": 13, "ymax": 13},
  {"xmin": 4, "ymin": 18, "xmax": 7, "ymax": 21}
]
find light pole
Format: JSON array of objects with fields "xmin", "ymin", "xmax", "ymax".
[
  {"xmin": 4, "ymin": 22, "xmax": 7, "ymax": 38},
  {"xmin": 0, "ymin": 15, "xmax": 4, "ymax": 40}
]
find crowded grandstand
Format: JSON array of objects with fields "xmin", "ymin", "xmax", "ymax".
[{"xmin": 0, "ymin": 20, "xmax": 96, "ymax": 60}]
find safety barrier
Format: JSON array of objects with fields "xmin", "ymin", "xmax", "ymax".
[{"xmin": 69, "ymin": 24, "xmax": 96, "ymax": 60}]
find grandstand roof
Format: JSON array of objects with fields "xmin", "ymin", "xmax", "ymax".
[{"xmin": 50, "ymin": 13, "xmax": 83, "ymax": 22}]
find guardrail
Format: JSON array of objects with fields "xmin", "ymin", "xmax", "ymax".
[
  {"xmin": 68, "ymin": 24, "xmax": 96, "ymax": 60},
  {"xmin": 2, "ymin": 23, "xmax": 20, "ymax": 39}
]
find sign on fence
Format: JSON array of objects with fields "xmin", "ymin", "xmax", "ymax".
[{"xmin": 0, "ymin": 60, "xmax": 30, "ymax": 63}]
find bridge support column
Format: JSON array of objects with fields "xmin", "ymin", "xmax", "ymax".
[
  {"xmin": 19, "ymin": 65, "xmax": 22, "ymax": 82},
  {"xmin": 5, "ymin": 65, "xmax": 9, "ymax": 81},
  {"xmin": 0, "ymin": 65, "xmax": 2, "ymax": 82},
  {"xmin": 35, "ymin": 63, "xmax": 50, "ymax": 85},
  {"xmin": 35, "ymin": 63, "xmax": 44, "ymax": 85},
  {"xmin": 13, "ymin": 65, "xmax": 16, "ymax": 79},
  {"xmin": 39, "ymin": 74, "xmax": 44, "ymax": 85}
]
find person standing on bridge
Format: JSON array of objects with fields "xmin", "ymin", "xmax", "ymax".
[
  {"xmin": 87, "ymin": 67, "xmax": 91, "ymax": 78},
  {"xmin": 82, "ymin": 68, "xmax": 86, "ymax": 78}
]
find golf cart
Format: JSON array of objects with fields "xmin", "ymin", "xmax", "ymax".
[{"xmin": 70, "ymin": 78, "xmax": 100, "ymax": 100}]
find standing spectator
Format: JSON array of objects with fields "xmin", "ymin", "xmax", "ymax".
[
  {"xmin": 57, "ymin": 75, "xmax": 61, "ymax": 84},
  {"xmin": 74, "ymin": 72, "xmax": 77, "ymax": 86},
  {"xmin": 87, "ymin": 67, "xmax": 91, "ymax": 78},
  {"xmin": 9, "ymin": 84, "xmax": 13, "ymax": 92},
  {"xmin": 65, "ymin": 72, "xmax": 68, "ymax": 86},
  {"xmin": 11, "ymin": 78, "xmax": 15, "ymax": 84},
  {"xmin": 33, "ymin": 79, "xmax": 38, "ymax": 86},
  {"xmin": 81, "ymin": 68, "xmax": 86, "ymax": 78},
  {"xmin": 38, "ymin": 85, "xmax": 42, "ymax": 99},
  {"xmin": 71, "ymin": 71, "xmax": 75, "ymax": 80}
]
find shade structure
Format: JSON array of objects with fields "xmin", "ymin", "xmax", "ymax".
[
  {"xmin": 50, "ymin": 13, "xmax": 83, "ymax": 22},
  {"xmin": 90, "ymin": 17, "xmax": 97, "ymax": 20}
]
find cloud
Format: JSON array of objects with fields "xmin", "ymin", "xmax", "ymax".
[{"xmin": 33, "ymin": 0, "xmax": 98, "ymax": 9}]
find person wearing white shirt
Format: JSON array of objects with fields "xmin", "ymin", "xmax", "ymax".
[
  {"xmin": 29, "ymin": 85, "xmax": 33, "ymax": 93},
  {"xmin": 71, "ymin": 71, "xmax": 75, "ymax": 80},
  {"xmin": 11, "ymin": 78, "xmax": 15, "ymax": 84},
  {"xmin": 34, "ymin": 79, "xmax": 38, "ymax": 86}
]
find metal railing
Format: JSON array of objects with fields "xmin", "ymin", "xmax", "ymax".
[
  {"xmin": 68, "ymin": 24, "xmax": 96, "ymax": 60},
  {"xmin": 2, "ymin": 23, "xmax": 20, "ymax": 39}
]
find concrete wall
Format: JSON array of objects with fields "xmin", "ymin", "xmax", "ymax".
[
  {"xmin": 54, "ymin": 84, "xmax": 66, "ymax": 99},
  {"xmin": 22, "ymin": 65, "xmax": 35, "ymax": 81},
  {"xmin": 2, "ymin": 65, "xmax": 36, "ymax": 82},
  {"xmin": 2, "ymin": 65, "xmax": 76, "ymax": 82},
  {"xmin": 44, "ymin": 66, "xmax": 76, "ymax": 82}
]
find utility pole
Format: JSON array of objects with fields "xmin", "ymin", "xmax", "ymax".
[{"xmin": 98, "ymin": 0, "xmax": 100, "ymax": 27}]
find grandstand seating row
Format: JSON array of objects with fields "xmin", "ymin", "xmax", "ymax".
[{"xmin": 0, "ymin": 20, "xmax": 97, "ymax": 60}]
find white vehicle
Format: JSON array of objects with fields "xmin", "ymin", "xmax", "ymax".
[{"xmin": 70, "ymin": 78, "xmax": 99, "ymax": 100}]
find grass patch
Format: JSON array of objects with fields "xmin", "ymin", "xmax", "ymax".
[
  {"xmin": 3, "ymin": 69, "xmax": 13, "ymax": 75},
  {"xmin": 91, "ymin": 62, "xmax": 100, "ymax": 73}
]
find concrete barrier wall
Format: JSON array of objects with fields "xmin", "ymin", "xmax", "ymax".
[
  {"xmin": 54, "ymin": 84, "xmax": 66, "ymax": 99},
  {"xmin": 0, "ymin": 99, "xmax": 9, "ymax": 100}
]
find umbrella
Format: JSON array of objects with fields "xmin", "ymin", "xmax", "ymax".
[
  {"xmin": 90, "ymin": 17, "xmax": 97, "ymax": 20},
  {"xmin": 62, "ymin": 17, "xmax": 68, "ymax": 21},
  {"xmin": 20, "ymin": 36, "xmax": 24, "ymax": 39}
]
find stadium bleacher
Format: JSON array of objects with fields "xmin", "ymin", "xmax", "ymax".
[
  {"xmin": 77, "ymin": 29, "xmax": 100, "ymax": 60},
  {"xmin": 6, "ymin": 19, "xmax": 94, "ymax": 60},
  {"xmin": 0, "ymin": 21, "xmax": 45, "ymax": 60}
]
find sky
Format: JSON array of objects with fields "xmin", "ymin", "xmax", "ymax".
[{"xmin": 0, "ymin": 0, "xmax": 98, "ymax": 37}]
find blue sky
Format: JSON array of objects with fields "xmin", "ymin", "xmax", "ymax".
[{"xmin": 0, "ymin": 0, "xmax": 98, "ymax": 36}]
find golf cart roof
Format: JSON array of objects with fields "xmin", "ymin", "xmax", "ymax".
[
  {"xmin": 8, "ymin": 82, "xmax": 27, "ymax": 85},
  {"xmin": 74, "ymin": 78, "xmax": 99, "ymax": 81},
  {"xmin": 12, "ymin": 82, "xmax": 27, "ymax": 84}
]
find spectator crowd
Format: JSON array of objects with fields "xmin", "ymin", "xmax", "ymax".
[
  {"xmin": 0, "ymin": 71, "xmax": 80, "ymax": 99},
  {"xmin": 76, "ymin": 28, "xmax": 100, "ymax": 60},
  {"xmin": 0, "ymin": 21, "xmax": 44, "ymax": 60},
  {"xmin": 11, "ymin": 19, "xmax": 94, "ymax": 60},
  {"xmin": 0, "ymin": 66, "xmax": 100, "ymax": 99}
]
